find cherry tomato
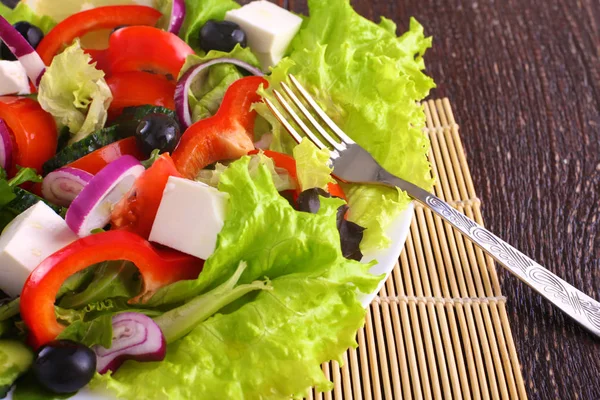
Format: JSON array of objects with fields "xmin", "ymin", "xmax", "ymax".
[
  {"xmin": 106, "ymin": 72, "xmax": 176, "ymax": 119},
  {"xmin": 0, "ymin": 97, "xmax": 57, "ymax": 175},
  {"xmin": 66, "ymin": 137, "xmax": 144, "ymax": 175}
]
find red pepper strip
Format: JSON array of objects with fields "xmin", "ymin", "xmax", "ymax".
[
  {"xmin": 248, "ymin": 149, "xmax": 346, "ymax": 200},
  {"xmin": 84, "ymin": 48, "xmax": 111, "ymax": 75},
  {"xmin": 0, "ymin": 97, "xmax": 57, "ymax": 176},
  {"xmin": 21, "ymin": 230, "xmax": 203, "ymax": 348},
  {"xmin": 67, "ymin": 137, "xmax": 145, "ymax": 175},
  {"xmin": 36, "ymin": 6, "xmax": 162, "ymax": 65},
  {"xmin": 107, "ymin": 26, "xmax": 194, "ymax": 78},
  {"xmin": 111, "ymin": 154, "xmax": 182, "ymax": 239},
  {"xmin": 172, "ymin": 76, "xmax": 268, "ymax": 179}
]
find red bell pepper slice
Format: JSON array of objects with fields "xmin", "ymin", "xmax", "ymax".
[
  {"xmin": 249, "ymin": 150, "xmax": 346, "ymax": 200},
  {"xmin": 36, "ymin": 6, "xmax": 162, "ymax": 65},
  {"xmin": 106, "ymin": 71, "xmax": 176, "ymax": 120},
  {"xmin": 66, "ymin": 137, "xmax": 145, "ymax": 175},
  {"xmin": 0, "ymin": 97, "xmax": 57, "ymax": 176},
  {"xmin": 172, "ymin": 76, "xmax": 267, "ymax": 179},
  {"xmin": 111, "ymin": 154, "xmax": 181, "ymax": 239},
  {"xmin": 21, "ymin": 230, "xmax": 203, "ymax": 348},
  {"xmin": 84, "ymin": 48, "xmax": 111, "ymax": 75},
  {"xmin": 107, "ymin": 26, "xmax": 194, "ymax": 78}
]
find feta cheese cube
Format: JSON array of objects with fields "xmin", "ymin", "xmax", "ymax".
[
  {"xmin": 149, "ymin": 177, "xmax": 228, "ymax": 260},
  {"xmin": 0, "ymin": 202, "xmax": 78, "ymax": 297},
  {"xmin": 0, "ymin": 61, "xmax": 31, "ymax": 96},
  {"xmin": 225, "ymin": 1, "xmax": 302, "ymax": 70}
]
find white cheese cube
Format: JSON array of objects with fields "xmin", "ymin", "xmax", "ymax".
[
  {"xmin": 0, "ymin": 61, "xmax": 31, "ymax": 96},
  {"xmin": 225, "ymin": 1, "xmax": 302, "ymax": 69},
  {"xmin": 149, "ymin": 177, "xmax": 228, "ymax": 260},
  {"xmin": 0, "ymin": 202, "xmax": 78, "ymax": 297}
]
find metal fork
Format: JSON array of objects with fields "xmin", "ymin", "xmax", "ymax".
[{"xmin": 265, "ymin": 74, "xmax": 600, "ymax": 338}]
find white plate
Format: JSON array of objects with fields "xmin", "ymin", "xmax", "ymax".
[{"xmin": 8, "ymin": 203, "xmax": 414, "ymax": 400}]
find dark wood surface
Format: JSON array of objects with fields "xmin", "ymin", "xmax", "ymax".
[{"xmin": 273, "ymin": 0, "xmax": 600, "ymax": 398}]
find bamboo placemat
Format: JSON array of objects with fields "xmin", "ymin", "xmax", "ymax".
[{"xmin": 308, "ymin": 99, "xmax": 528, "ymax": 400}]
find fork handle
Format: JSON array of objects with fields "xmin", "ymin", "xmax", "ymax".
[{"xmin": 382, "ymin": 173, "xmax": 600, "ymax": 337}]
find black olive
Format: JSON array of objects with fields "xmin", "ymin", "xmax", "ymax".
[
  {"xmin": 32, "ymin": 340, "xmax": 96, "ymax": 394},
  {"xmin": 1, "ymin": 21, "xmax": 44, "ymax": 61},
  {"xmin": 199, "ymin": 20, "xmax": 247, "ymax": 53},
  {"xmin": 135, "ymin": 113, "xmax": 181, "ymax": 156},
  {"xmin": 0, "ymin": 0, "xmax": 19, "ymax": 10}
]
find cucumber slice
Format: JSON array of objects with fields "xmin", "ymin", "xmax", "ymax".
[{"xmin": 0, "ymin": 340, "xmax": 33, "ymax": 396}]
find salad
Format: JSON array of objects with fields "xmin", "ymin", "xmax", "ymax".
[{"xmin": 0, "ymin": 0, "xmax": 435, "ymax": 398}]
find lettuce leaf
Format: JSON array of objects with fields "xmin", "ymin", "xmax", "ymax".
[
  {"xmin": 38, "ymin": 40, "xmax": 113, "ymax": 143},
  {"xmin": 0, "ymin": 2, "xmax": 56, "ymax": 34},
  {"xmin": 93, "ymin": 156, "xmax": 381, "ymax": 399},
  {"xmin": 293, "ymin": 138, "xmax": 334, "ymax": 191},
  {"xmin": 258, "ymin": 0, "xmax": 434, "ymax": 250}
]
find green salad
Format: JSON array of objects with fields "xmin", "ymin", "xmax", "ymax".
[{"xmin": 0, "ymin": 0, "xmax": 434, "ymax": 398}]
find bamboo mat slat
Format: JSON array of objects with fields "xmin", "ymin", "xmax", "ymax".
[{"xmin": 309, "ymin": 99, "xmax": 528, "ymax": 400}]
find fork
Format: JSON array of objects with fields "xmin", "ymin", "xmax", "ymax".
[{"xmin": 264, "ymin": 74, "xmax": 600, "ymax": 338}]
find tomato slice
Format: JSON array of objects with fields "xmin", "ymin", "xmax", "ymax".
[
  {"xmin": 106, "ymin": 71, "xmax": 176, "ymax": 119},
  {"xmin": 250, "ymin": 150, "xmax": 346, "ymax": 200},
  {"xmin": 111, "ymin": 154, "xmax": 181, "ymax": 239},
  {"xmin": 66, "ymin": 137, "xmax": 145, "ymax": 175},
  {"xmin": 36, "ymin": 6, "xmax": 162, "ymax": 65},
  {"xmin": 0, "ymin": 97, "xmax": 57, "ymax": 175},
  {"xmin": 107, "ymin": 26, "xmax": 194, "ymax": 78}
]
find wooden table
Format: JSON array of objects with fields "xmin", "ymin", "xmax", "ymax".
[{"xmin": 271, "ymin": 0, "xmax": 600, "ymax": 398}]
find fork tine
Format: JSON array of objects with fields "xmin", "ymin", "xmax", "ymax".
[
  {"xmin": 264, "ymin": 98, "xmax": 304, "ymax": 144},
  {"xmin": 272, "ymin": 89, "xmax": 328, "ymax": 150},
  {"xmin": 280, "ymin": 82, "xmax": 346, "ymax": 152},
  {"xmin": 288, "ymin": 74, "xmax": 355, "ymax": 145}
]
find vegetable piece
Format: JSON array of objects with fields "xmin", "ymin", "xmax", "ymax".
[
  {"xmin": 43, "ymin": 126, "xmax": 120, "ymax": 175},
  {"xmin": 65, "ymin": 137, "xmax": 144, "ymax": 176},
  {"xmin": 167, "ymin": 0, "xmax": 185, "ymax": 35},
  {"xmin": 172, "ymin": 76, "xmax": 266, "ymax": 178},
  {"xmin": 111, "ymin": 153, "xmax": 181, "ymax": 239},
  {"xmin": 175, "ymin": 57, "xmax": 264, "ymax": 129},
  {"xmin": 0, "ymin": 16, "xmax": 46, "ymax": 86},
  {"xmin": 107, "ymin": 26, "xmax": 194, "ymax": 78},
  {"xmin": 35, "ymin": 5, "xmax": 162, "ymax": 65},
  {"xmin": 0, "ymin": 339, "xmax": 33, "ymax": 396},
  {"xmin": 293, "ymin": 138, "xmax": 335, "ymax": 192},
  {"xmin": 155, "ymin": 262, "xmax": 271, "ymax": 343},
  {"xmin": 38, "ymin": 40, "xmax": 112, "ymax": 144},
  {"xmin": 0, "ymin": 20, "xmax": 43, "ymax": 61},
  {"xmin": 0, "ymin": 2, "xmax": 56, "ymax": 35},
  {"xmin": 0, "ymin": 118, "xmax": 13, "ymax": 170},
  {"xmin": 41, "ymin": 167, "xmax": 93, "ymax": 207},
  {"xmin": 20, "ymin": 230, "xmax": 203, "ymax": 347},
  {"xmin": 94, "ymin": 312, "xmax": 166, "ymax": 374},
  {"xmin": 0, "ymin": 96, "xmax": 57, "ymax": 175},
  {"xmin": 199, "ymin": 20, "xmax": 247, "ymax": 53},
  {"xmin": 135, "ymin": 113, "xmax": 181, "ymax": 156},
  {"xmin": 84, "ymin": 48, "xmax": 111, "ymax": 74},
  {"xmin": 33, "ymin": 340, "xmax": 96, "ymax": 394},
  {"xmin": 66, "ymin": 155, "xmax": 145, "ymax": 236},
  {"xmin": 0, "ymin": 187, "xmax": 65, "ymax": 231},
  {"xmin": 106, "ymin": 72, "xmax": 176, "ymax": 119}
]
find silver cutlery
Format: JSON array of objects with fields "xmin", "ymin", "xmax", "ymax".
[{"xmin": 265, "ymin": 74, "xmax": 600, "ymax": 337}]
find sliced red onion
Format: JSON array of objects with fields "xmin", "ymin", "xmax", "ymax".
[
  {"xmin": 66, "ymin": 156, "xmax": 144, "ymax": 237},
  {"xmin": 94, "ymin": 312, "xmax": 166, "ymax": 374},
  {"xmin": 0, "ymin": 118, "xmax": 13, "ymax": 170},
  {"xmin": 175, "ymin": 58, "xmax": 265, "ymax": 130},
  {"xmin": 0, "ymin": 16, "xmax": 46, "ymax": 87},
  {"xmin": 167, "ymin": 0, "xmax": 185, "ymax": 35},
  {"xmin": 41, "ymin": 167, "xmax": 93, "ymax": 207}
]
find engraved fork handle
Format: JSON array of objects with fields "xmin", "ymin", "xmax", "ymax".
[{"xmin": 381, "ymin": 172, "xmax": 600, "ymax": 337}]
